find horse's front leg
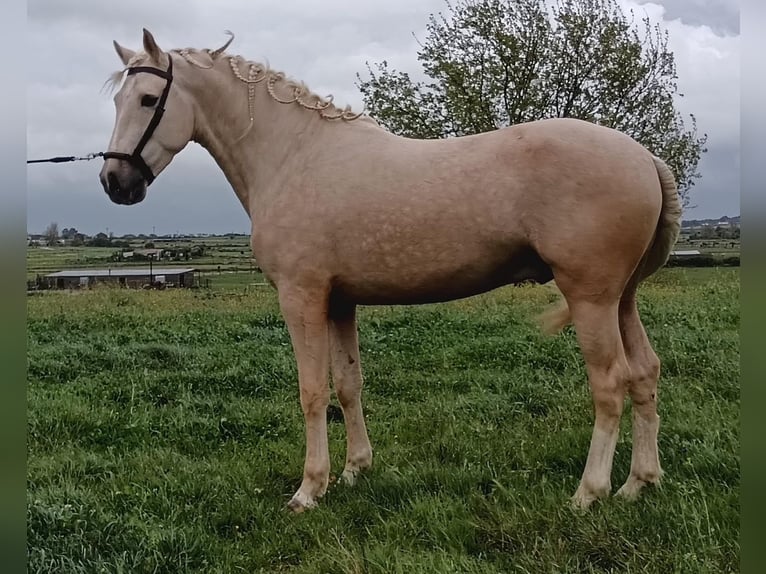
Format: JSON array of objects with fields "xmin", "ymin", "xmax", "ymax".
[{"xmin": 278, "ymin": 284, "xmax": 331, "ymax": 512}]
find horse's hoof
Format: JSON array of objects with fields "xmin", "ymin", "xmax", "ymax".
[
  {"xmin": 616, "ymin": 473, "xmax": 661, "ymax": 500},
  {"xmin": 340, "ymin": 468, "xmax": 359, "ymax": 486},
  {"xmin": 286, "ymin": 492, "xmax": 316, "ymax": 513},
  {"xmin": 570, "ymin": 493, "xmax": 594, "ymax": 511},
  {"xmin": 615, "ymin": 479, "xmax": 644, "ymax": 500},
  {"xmin": 570, "ymin": 484, "xmax": 608, "ymax": 510}
]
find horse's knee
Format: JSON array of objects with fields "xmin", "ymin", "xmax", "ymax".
[
  {"xmin": 592, "ymin": 389, "xmax": 624, "ymax": 419},
  {"xmin": 300, "ymin": 387, "xmax": 330, "ymax": 415}
]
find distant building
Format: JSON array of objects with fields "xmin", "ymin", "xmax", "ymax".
[
  {"xmin": 42, "ymin": 267, "xmax": 198, "ymax": 289},
  {"xmin": 134, "ymin": 248, "xmax": 165, "ymax": 258},
  {"xmin": 27, "ymin": 235, "xmax": 48, "ymax": 247}
]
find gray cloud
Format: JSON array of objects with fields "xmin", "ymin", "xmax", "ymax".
[
  {"xmin": 27, "ymin": 0, "xmax": 739, "ymax": 235},
  {"xmin": 635, "ymin": 0, "xmax": 739, "ymax": 36}
]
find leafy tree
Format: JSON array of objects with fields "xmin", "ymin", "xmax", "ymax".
[
  {"xmin": 88, "ymin": 232, "xmax": 112, "ymax": 247},
  {"xmin": 60, "ymin": 227, "xmax": 79, "ymax": 239},
  {"xmin": 357, "ymin": 0, "xmax": 707, "ymax": 207},
  {"xmin": 700, "ymin": 226, "xmax": 717, "ymax": 240}
]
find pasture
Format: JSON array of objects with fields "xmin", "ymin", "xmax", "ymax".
[{"xmin": 27, "ymin": 268, "xmax": 739, "ymax": 573}]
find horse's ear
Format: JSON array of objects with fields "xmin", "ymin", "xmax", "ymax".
[
  {"xmin": 113, "ymin": 41, "xmax": 135, "ymax": 66},
  {"xmin": 142, "ymin": 28, "xmax": 164, "ymax": 62}
]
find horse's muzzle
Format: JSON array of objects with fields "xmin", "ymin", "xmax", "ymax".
[{"xmin": 100, "ymin": 162, "xmax": 147, "ymax": 205}]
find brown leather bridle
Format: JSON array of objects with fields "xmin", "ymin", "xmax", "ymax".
[{"xmin": 102, "ymin": 56, "xmax": 173, "ymax": 185}]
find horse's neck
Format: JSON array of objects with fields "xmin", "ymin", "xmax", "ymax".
[{"xmin": 188, "ymin": 64, "xmax": 342, "ymax": 213}]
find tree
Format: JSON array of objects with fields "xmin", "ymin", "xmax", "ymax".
[
  {"xmin": 44, "ymin": 222, "xmax": 59, "ymax": 246},
  {"xmin": 700, "ymin": 225, "xmax": 715, "ymax": 240},
  {"xmin": 89, "ymin": 232, "xmax": 111, "ymax": 247},
  {"xmin": 357, "ymin": 0, "xmax": 707, "ymax": 207}
]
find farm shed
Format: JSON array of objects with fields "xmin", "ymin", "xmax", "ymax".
[{"xmin": 44, "ymin": 267, "xmax": 198, "ymax": 289}]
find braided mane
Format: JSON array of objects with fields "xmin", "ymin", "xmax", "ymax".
[{"xmin": 105, "ymin": 32, "xmax": 374, "ymax": 133}]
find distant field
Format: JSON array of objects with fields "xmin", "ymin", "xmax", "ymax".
[
  {"xmin": 26, "ymin": 237, "xmax": 256, "ymax": 282},
  {"xmin": 27, "ymin": 267, "xmax": 739, "ymax": 572},
  {"xmin": 27, "ymin": 232, "xmax": 739, "ymax": 285},
  {"xmin": 674, "ymin": 234, "xmax": 740, "ymax": 255}
]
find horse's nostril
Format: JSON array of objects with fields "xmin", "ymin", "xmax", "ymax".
[{"xmin": 107, "ymin": 171, "xmax": 120, "ymax": 194}]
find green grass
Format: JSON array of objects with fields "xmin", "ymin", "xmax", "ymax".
[
  {"xmin": 27, "ymin": 268, "xmax": 740, "ymax": 573},
  {"xmin": 205, "ymin": 270, "xmax": 268, "ymax": 290},
  {"xmin": 26, "ymin": 246, "xmax": 119, "ymax": 279}
]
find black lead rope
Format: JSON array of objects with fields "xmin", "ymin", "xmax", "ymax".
[{"xmin": 27, "ymin": 152, "xmax": 104, "ymax": 164}]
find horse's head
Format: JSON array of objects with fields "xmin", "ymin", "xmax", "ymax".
[{"xmin": 100, "ymin": 29, "xmax": 194, "ymax": 205}]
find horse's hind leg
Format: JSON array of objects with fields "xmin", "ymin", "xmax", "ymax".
[
  {"xmin": 567, "ymin": 297, "xmax": 631, "ymax": 508},
  {"xmin": 615, "ymin": 296, "xmax": 663, "ymax": 499},
  {"xmin": 328, "ymin": 301, "xmax": 373, "ymax": 485}
]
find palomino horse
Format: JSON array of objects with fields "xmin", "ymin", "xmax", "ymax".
[{"xmin": 100, "ymin": 30, "xmax": 682, "ymax": 512}]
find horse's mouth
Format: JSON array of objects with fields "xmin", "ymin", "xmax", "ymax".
[
  {"xmin": 102, "ymin": 171, "xmax": 147, "ymax": 205},
  {"xmin": 109, "ymin": 188, "xmax": 147, "ymax": 205}
]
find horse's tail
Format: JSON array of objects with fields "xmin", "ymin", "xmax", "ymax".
[
  {"xmin": 537, "ymin": 155, "xmax": 682, "ymax": 335},
  {"xmin": 640, "ymin": 156, "xmax": 682, "ymax": 279}
]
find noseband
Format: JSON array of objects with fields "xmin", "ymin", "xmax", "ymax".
[{"xmin": 103, "ymin": 57, "xmax": 173, "ymax": 185}]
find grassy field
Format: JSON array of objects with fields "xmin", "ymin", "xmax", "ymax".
[{"xmin": 27, "ymin": 268, "xmax": 739, "ymax": 573}]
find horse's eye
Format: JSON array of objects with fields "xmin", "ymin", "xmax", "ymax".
[{"xmin": 141, "ymin": 95, "xmax": 159, "ymax": 107}]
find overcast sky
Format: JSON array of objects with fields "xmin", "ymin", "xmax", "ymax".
[{"xmin": 26, "ymin": 0, "xmax": 740, "ymax": 236}]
